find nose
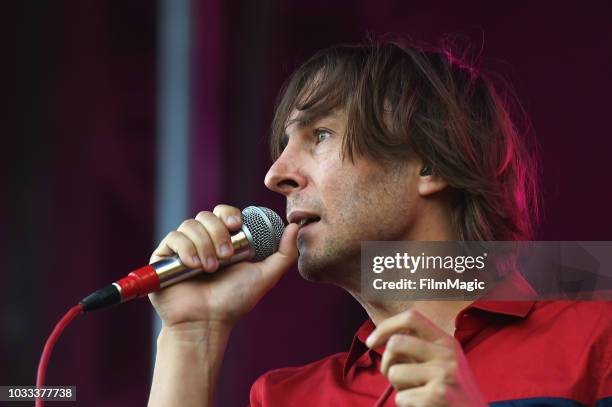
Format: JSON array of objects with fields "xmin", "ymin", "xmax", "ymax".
[{"xmin": 264, "ymin": 146, "xmax": 307, "ymax": 196}]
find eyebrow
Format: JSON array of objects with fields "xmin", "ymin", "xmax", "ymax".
[{"xmin": 285, "ymin": 110, "xmax": 339, "ymax": 132}]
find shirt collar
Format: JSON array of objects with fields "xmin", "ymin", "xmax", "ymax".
[
  {"xmin": 343, "ymin": 320, "xmax": 376, "ymax": 379},
  {"xmin": 467, "ymin": 270, "xmax": 537, "ymax": 318}
]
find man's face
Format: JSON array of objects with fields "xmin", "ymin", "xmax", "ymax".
[{"xmin": 264, "ymin": 108, "xmax": 420, "ymax": 286}]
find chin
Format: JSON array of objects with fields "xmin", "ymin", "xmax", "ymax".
[
  {"xmin": 296, "ymin": 246, "xmax": 359, "ymax": 287},
  {"xmin": 296, "ymin": 255, "xmax": 328, "ymax": 282}
]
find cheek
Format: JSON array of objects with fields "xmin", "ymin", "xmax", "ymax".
[
  {"xmin": 324, "ymin": 167, "xmax": 414, "ymax": 239},
  {"xmin": 314, "ymin": 159, "xmax": 346, "ymax": 206},
  {"xmin": 317, "ymin": 163, "xmax": 359, "ymax": 211}
]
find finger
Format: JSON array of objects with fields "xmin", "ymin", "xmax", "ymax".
[
  {"xmin": 212, "ymin": 204, "xmax": 243, "ymax": 232},
  {"xmin": 195, "ymin": 211, "xmax": 234, "ymax": 259},
  {"xmin": 151, "ymin": 231, "xmax": 201, "ymax": 269},
  {"xmin": 394, "ymin": 386, "xmax": 429, "ymax": 407},
  {"xmin": 150, "ymin": 237, "xmax": 175, "ymax": 264},
  {"xmin": 385, "ymin": 362, "xmax": 443, "ymax": 391},
  {"xmin": 177, "ymin": 219, "xmax": 218, "ymax": 272},
  {"xmin": 366, "ymin": 309, "xmax": 448, "ymax": 349},
  {"xmin": 254, "ymin": 223, "xmax": 299, "ymax": 291},
  {"xmin": 380, "ymin": 334, "xmax": 436, "ymax": 375}
]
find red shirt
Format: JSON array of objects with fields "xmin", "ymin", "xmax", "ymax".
[{"xmin": 249, "ymin": 273, "xmax": 612, "ymax": 406}]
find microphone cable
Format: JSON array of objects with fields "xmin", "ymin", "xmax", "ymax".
[
  {"xmin": 36, "ymin": 303, "xmax": 394, "ymax": 406},
  {"xmin": 35, "ymin": 303, "xmax": 83, "ymax": 407}
]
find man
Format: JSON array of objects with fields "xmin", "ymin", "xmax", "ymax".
[{"xmin": 147, "ymin": 42, "xmax": 612, "ymax": 406}]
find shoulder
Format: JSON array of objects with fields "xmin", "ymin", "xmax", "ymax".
[
  {"xmin": 249, "ymin": 351, "xmax": 349, "ymax": 404},
  {"xmin": 469, "ymin": 301, "xmax": 612, "ymax": 403},
  {"xmin": 471, "ymin": 300, "xmax": 612, "ymax": 372},
  {"xmin": 529, "ymin": 301, "xmax": 612, "ymax": 367},
  {"xmin": 254, "ymin": 351, "xmax": 348, "ymax": 386},
  {"xmin": 527, "ymin": 300, "xmax": 612, "ymax": 338}
]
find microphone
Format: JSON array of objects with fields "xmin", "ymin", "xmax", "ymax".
[{"xmin": 79, "ymin": 206, "xmax": 285, "ymax": 312}]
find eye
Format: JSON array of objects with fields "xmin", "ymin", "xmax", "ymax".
[{"xmin": 315, "ymin": 128, "xmax": 332, "ymax": 144}]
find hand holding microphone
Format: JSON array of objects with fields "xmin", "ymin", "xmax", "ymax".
[
  {"xmin": 146, "ymin": 204, "xmax": 299, "ymax": 329},
  {"xmin": 80, "ymin": 204, "xmax": 299, "ymax": 328}
]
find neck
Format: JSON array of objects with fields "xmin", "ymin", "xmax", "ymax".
[{"xmin": 347, "ymin": 197, "xmax": 470, "ymax": 335}]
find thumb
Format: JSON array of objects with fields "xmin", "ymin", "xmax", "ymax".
[{"xmin": 257, "ymin": 222, "xmax": 299, "ymax": 283}]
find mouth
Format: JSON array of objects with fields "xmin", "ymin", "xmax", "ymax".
[
  {"xmin": 297, "ymin": 216, "xmax": 321, "ymax": 227},
  {"xmin": 287, "ymin": 211, "xmax": 322, "ymax": 228}
]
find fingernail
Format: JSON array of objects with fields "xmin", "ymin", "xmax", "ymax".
[
  {"xmin": 229, "ymin": 215, "xmax": 241, "ymax": 225},
  {"xmin": 192, "ymin": 256, "xmax": 201, "ymax": 266},
  {"xmin": 365, "ymin": 335, "xmax": 374, "ymax": 347},
  {"xmin": 206, "ymin": 256, "xmax": 217, "ymax": 271},
  {"xmin": 220, "ymin": 243, "xmax": 231, "ymax": 257}
]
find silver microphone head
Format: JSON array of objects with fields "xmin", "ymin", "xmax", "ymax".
[{"xmin": 241, "ymin": 206, "xmax": 285, "ymax": 261}]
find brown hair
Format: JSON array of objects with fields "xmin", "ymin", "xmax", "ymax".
[{"xmin": 270, "ymin": 40, "xmax": 540, "ymax": 241}]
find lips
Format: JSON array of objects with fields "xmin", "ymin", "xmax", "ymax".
[{"xmin": 287, "ymin": 210, "xmax": 321, "ymax": 227}]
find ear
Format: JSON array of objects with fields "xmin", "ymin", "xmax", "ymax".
[{"xmin": 417, "ymin": 165, "xmax": 448, "ymax": 197}]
